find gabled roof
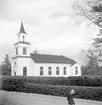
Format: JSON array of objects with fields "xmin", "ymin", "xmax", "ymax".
[
  {"xmin": 17, "ymin": 19, "xmax": 27, "ymax": 35},
  {"xmin": 30, "ymin": 53, "xmax": 76, "ymax": 65}
]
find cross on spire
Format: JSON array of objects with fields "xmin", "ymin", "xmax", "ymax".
[{"xmin": 17, "ymin": 18, "xmax": 27, "ymax": 35}]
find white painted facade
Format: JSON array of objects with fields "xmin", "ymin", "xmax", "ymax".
[
  {"xmin": 12, "ymin": 58, "xmax": 81, "ymax": 77},
  {"xmin": 32, "ymin": 63, "xmax": 72, "ymax": 77},
  {"xmin": 11, "ymin": 20, "xmax": 81, "ymax": 77}
]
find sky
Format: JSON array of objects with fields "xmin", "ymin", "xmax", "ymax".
[{"xmin": 0, "ymin": 0, "xmax": 99, "ymax": 65}]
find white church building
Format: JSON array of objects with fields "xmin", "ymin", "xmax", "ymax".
[{"xmin": 11, "ymin": 20, "xmax": 81, "ymax": 77}]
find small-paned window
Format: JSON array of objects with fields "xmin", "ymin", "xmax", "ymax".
[
  {"xmin": 75, "ymin": 67, "xmax": 78, "ymax": 75},
  {"xmin": 23, "ymin": 67, "xmax": 27, "ymax": 76},
  {"xmin": 63, "ymin": 67, "xmax": 66, "ymax": 75},
  {"xmin": 48, "ymin": 66, "xmax": 52, "ymax": 75},
  {"xmin": 56, "ymin": 67, "xmax": 59, "ymax": 75},
  {"xmin": 40, "ymin": 66, "xmax": 43, "ymax": 75}
]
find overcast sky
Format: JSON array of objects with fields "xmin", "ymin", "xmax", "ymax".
[{"xmin": 0, "ymin": 0, "xmax": 99, "ymax": 65}]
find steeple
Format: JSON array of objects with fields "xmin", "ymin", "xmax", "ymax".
[{"xmin": 17, "ymin": 18, "xmax": 27, "ymax": 35}]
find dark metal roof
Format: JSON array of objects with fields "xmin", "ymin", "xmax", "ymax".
[
  {"xmin": 30, "ymin": 53, "xmax": 76, "ymax": 64},
  {"xmin": 14, "ymin": 41, "xmax": 31, "ymax": 45},
  {"xmin": 17, "ymin": 20, "xmax": 27, "ymax": 35}
]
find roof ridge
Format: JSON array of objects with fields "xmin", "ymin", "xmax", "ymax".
[{"xmin": 31, "ymin": 53, "xmax": 64, "ymax": 56}]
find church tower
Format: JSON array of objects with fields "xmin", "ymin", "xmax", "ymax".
[{"xmin": 11, "ymin": 19, "xmax": 31, "ymax": 76}]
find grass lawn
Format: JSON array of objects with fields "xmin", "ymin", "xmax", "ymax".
[{"xmin": 0, "ymin": 90, "xmax": 102, "ymax": 105}]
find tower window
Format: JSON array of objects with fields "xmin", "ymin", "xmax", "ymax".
[
  {"xmin": 23, "ymin": 47, "xmax": 27, "ymax": 54},
  {"xmin": 56, "ymin": 67, "xmax": 59, "ymax": 75},
  {"xmin": 40, "ymin": 66, "xmax": 43, "ymax": 75},
  {"xmin": 48, "ymin": 66, "xmax": 52, "ymax": 75},
  {"xmin": 23, "ymin": 36, "xmax": 25, "ymax": 41},
  {"xmin": 16, "ymin": 48, "xmax": 18, "ymax": 55},
  {"xmin": 63, "ymin": 67, "xmax": 66, "ymax": 75}
]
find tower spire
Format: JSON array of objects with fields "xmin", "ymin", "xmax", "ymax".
[{"xmin": 17, "ymin": 18, "xmax": 27, "ymax": 35}]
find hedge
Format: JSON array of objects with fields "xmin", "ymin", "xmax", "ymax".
[
  {"xmin": 1, "ymin": 76, "xmax": 26, "ymax": 92},
  {"xmin": 1, "ymin": 76, "xmax": 102, "ymax": 101},
  {"xmin": 23, "ymin": 83, "xmax": 102, "ymax": 101},
  {"xmin": 24, "ymin": 76, "xmax": 102, "ymax": 87},
  {"xmin": 1, "ymin": 75, "xmax": 102, "ymax": 87}
]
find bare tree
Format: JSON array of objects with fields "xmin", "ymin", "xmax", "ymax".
[
  {"xmin": 33, "ymin": 49, "xmax": 39, "ymax": 54},
  {"xmin": 87, "ymin": 49, "xmax": 99, "ymax": 66},
  {"xmin": 92, "ymin": 33, "xmax": 102, "ymax": 63},
  {"xmin": 84, "ymin": 29, "xmax": 102, "ymax": 66},
  {"xmin": 73, "ymin": 0, "xmax": 102, "ymax": 27},
  {"xmin": 73, "ymin": 0, "xmax": 102, "ymax": 74},
  {"xmin": 80, "ymin": 48, "xmax": 100, "ymax": 75}
]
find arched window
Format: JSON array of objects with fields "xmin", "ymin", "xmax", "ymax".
[
  {"xmin": 13, "ymin": 69, "xmax": 16, "ymax": 76},
  {"xmin": 23, "ymin": 47, "xmax": 27, "ymax": 55},
  {"xmin": 56, "ymin": 67, "xmax": 59, "ymax": 75},
  {"xmin": 40, "ymin": 66, "xmax": 43, "ymax": 75},
  {"xmin": 23, "ymin": 67, "xmax": 27, "ymax": 76},
  {"xmin": 76, "ymin": 67, "xmax": 78, "ymax": 69},
  {"xmin": 63, "ymin": 67, "xmax": 66, "ymax": 75},
  {"xmin": 48, "ymin": 66, "xmax": 52, "ymax": 75},
  {"xmin": 75, "ymin": 67, "xmax": 78, "ymax": 75}
]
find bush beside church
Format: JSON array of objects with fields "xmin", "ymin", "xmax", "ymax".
[{"xmin": 1, "ymin": 75, "xmax": 102, "ymax": 101}]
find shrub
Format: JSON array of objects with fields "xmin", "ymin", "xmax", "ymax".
[
  {"xmin": 23, "ymin": 83, "xmax": 102, "ymax": 101},
  {"xmin": 1, "ymin": 76, "xmax": 102, "ymax": 101},
  {"xmin": 1, "ymin": 76, "xmax": 26, "ymax": 92},
  {"xmin": 24, "ymin": 76, "xmax": 102, "ymax": 87},
  {"xmin": 24, "ymin": 76, "xmax": 69, "ymax": 85},
  {"xmin": 1, "ymin": 75, "xmax": 102, "ymax": 88}
]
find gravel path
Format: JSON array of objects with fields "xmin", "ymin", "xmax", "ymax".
[{"xmin": 0, "ymin": 90, "xmax": 102, "ymax": 105}]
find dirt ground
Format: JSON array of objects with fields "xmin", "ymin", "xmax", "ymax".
[{"xmin": 0, "ymin": 90, "xmax": 102, "ymax": 105}]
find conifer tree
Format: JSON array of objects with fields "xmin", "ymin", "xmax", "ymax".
[{"xmin": 1, "ymin": 54, "xmax": 11, "ymax": 75}]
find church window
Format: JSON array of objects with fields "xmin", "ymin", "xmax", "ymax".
[
  {"xmin": 48, "ymin": 66, "xmax": 52, "ymax": 75},
  {"xmin": 56, "ymin": 67, "xmax": 59, "ymax": 75},
  {"xmin": 14, "ymin": 71, "xmax": 16, "ymax": 76},
  {"xmin": 13, "ymin": 70, "xmax": 16, "ymax": 76},
  {"xmin": 16, "ymin": 48, "xmax": 18, "ymax": 55},
  {"xmin": 75, "ymin": 67, "xmax": 78, "ymax": 75},
  {"xmin": 23, "ymin": 67, "xmax": 27, "ymax": 76},
  {"xmin": 23, "ymin": 36, "xmax": 25, "ymax": 41},
  {"xmin": 40, "ymin": 66, "xmax": 43, "ymax": 75},
  {"xmin": 14, "ymin": 61, "xmax": 16, "ymax": 65},
  {"xmin": 23, "ymin": 47, "xmax": 27, "ymax": 55},
  {"xmin": 63, "ymin": 67, "xmax": 66, "ymax": 75}
]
